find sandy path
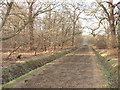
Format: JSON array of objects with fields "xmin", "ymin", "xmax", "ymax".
[{"xmin": 10, "ymin": 45, "xmax": 108, "ymax": 88}]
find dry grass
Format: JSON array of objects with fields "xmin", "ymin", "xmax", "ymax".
[
  {"xmin": 1, "ymin": 46, "xmax": 74, "ymax": 67},
  {"xmin": 98, "ymin": 48, "xmax": 118, "ymax": 60}
]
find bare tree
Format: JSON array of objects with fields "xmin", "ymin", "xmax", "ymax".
[
  {"xmin": 27, "ymin": 0, "xmax": 35, "ymax": 50},
  {"xmin": 95, "ymin": 0, "xmax": 117, "ymax": 48},
  {"xmin": 0, "ymin": 0, "xmax": 14, "ymax": 30},
  {"xmin": 1, "ymin": 0, "xmax": 59, "ymax": 41},
  {"xmin": 63, "ymin": 3, "xmax": 84, "ymax": 46}
]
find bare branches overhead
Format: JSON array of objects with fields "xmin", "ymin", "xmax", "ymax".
[
  {"xmin": 0, "ymin": 0, "xmax": 59, "ymax": 41},
  {"xmin": 0, "ymin": 1, "xmax": 14, "ymax": 30}
]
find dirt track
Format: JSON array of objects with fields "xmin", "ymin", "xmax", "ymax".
[{"xmin": 10, "ymin": 45, "xmax": 108, "ymax": 88}]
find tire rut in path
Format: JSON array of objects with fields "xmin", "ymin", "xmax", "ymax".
[{"xmin": 10, "ymin": 46, "xmax": 108, "ymax": 88}]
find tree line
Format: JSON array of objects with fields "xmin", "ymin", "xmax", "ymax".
[
  {"xmin": 1, "ymin": 0, "xmax": 84, "ymax": 58},
  {"xmin": 86, "ymin": 0, "xmax": 119, "ymax": 49},
  {"xmin": 1, "ymin": 0, "xmax": 119, "ymax": 59}
]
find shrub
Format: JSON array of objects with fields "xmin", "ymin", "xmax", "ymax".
[{"xmin": 94, "ymin": 35, "xmax": 107, "ymax": 49}]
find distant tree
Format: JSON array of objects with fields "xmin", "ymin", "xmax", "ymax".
[{"xmin": 64, "ymin": 3, "xmax": 84, "ymax": 46}]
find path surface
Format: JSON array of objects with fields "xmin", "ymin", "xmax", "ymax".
[{"xmin": 10, "ymin": 45, "xmax": 108, "ymax": 88}]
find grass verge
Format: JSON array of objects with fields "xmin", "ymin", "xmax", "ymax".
[
  {"xmin": 1, "ymin": 63, "xmax": 48, "ymax": 88},
  {"xmin": 92, "ymin": 47, "xmax": 118, "ymax": 88}
]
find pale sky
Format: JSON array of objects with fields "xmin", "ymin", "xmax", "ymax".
[
  {"xmin": 8, "ymin": 0, "xmax": 119, "ymax": 3},
  {"xmin": 80, "ymin": 0, "xmax": 119, "ymax": 35},
  {"xmin": 7, "ymin": 0, "xmax": 119, "ymax": 35}
]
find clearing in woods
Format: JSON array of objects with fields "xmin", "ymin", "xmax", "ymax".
[{"xmin": 9, "ymin": 45, "xmax": 108, "ymax": 88}]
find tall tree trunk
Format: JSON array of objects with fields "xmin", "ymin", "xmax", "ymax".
[
  {"xmin": 29, "ymin": 3, "xmax": 34, "ymax": 50},
  {"xmin": 61, "ymin": 41, "xmax": 64, "ymax": 49},
  {"xmin": 109, "ymin": 0, "xmax": 116, "ymax": 48},
  {"xmin": 105, "ymin": 28, "xmax": 110, "ymax": 48},
  {"xmin": 109, "ymin": 24, "xmax": 116, "ymax": 48},
  {"xmin": 72, "ymin": 22, "xmax": 75, "ymax": 46}
]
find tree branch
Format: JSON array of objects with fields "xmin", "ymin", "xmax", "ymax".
[
  {"xmin": 0, "ymin": 1, "xmax": 14, "ymax": 31},
  {"xmin": 96, "ymin": 0, "xmax": 110, "ymax": 18}
]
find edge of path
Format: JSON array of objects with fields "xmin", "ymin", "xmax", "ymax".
[
  {"xmin": 91, "ymin": 47, "xmax": 118, "ymax": 88},
  {"xmin": 1, "ymin": 47, "xmax": 80, "ymax": 89}
]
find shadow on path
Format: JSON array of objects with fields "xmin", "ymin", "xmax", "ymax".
[{"xmin": 10, "ymin": 45, "xmax": 108, "ymax": 88}]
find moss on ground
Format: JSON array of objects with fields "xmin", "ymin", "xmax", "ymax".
[
  {"xmin": 2, "ymin": 63, "xmax": 49, "ymax": 89},
  {"xmin": 2, "ymin": 47, "xmax": 78, "ymax": 85}
]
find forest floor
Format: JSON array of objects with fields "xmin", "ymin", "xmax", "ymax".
[
  {"xmin": 2, "ymin": 47, "xmax": 73, "ymax": 67},
  {"xmin": 9, "ymin": 45, "xmax": 108, "ymax": 88},
  {"xmin": 2, "ymin": 51, "xmax": 53, "ymax": 67}
]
